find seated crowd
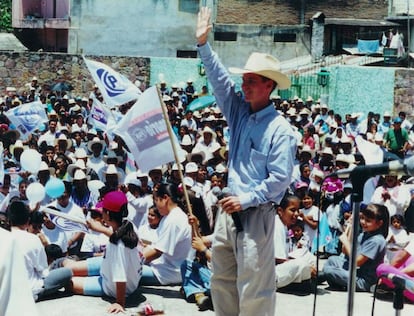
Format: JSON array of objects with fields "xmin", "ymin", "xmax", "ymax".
[{"xmin": 1, "ymin": 78, "xmax": 414, "ymax": 313}]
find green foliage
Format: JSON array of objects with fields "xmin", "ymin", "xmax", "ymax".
[{"xmin": 0, "ymin": 0, "xmax": 12, "ymax": 32}]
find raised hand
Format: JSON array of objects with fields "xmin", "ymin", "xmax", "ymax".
[{"xmin": 196, "ymin": 7, "xmax": 213, "ymax": 46}]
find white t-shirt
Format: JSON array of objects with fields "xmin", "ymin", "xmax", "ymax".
[
  {"xmin": 126, "ymin": 193, "xmax": 153, "ymax": 229},
  {"xmin": 101, "ymin": 240, "xmax": 143, "ymax": 298},
  {"xmin": 11, "ymin": 229, "xmax": 48, "ymax": 295},
  {"xmin": 300, "ymin": 205, "xmax": 320, "ymax": 245},
  {"xmin": 42, "ymin": 226, "xmax": 69, "ymax": 253},
  {"xmin": 274, "ymin": 214, "xmax": 289, "ymax": 260},
  {"xmin": 137, "ymin": 223, "xmax": 159, "ymax": 246},
  {"xmin": 0, "ymin": 228, "xmax": 39, "ymax": 316},
  {"xmin": 150, "ymin": 207, "xmax": 192, "ymax": 285},
  {"xmin": 80, "ymin": 230, "xmax": 109, "ymax": 253}
]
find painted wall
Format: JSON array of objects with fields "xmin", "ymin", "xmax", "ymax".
[
  {"xmin": 328, "ymin": 66, "xmax": 396, "ymax": 118},
  {"xmin": 68, "ymin": 0, "xmax": 199, "ymax": 57}
]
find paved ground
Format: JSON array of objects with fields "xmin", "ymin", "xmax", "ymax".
[{"xmin": 36, "ymin": 283, "xmax": 414, "ymax": 316}]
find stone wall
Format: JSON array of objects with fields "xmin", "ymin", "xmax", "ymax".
[
  {"xmin": 0, "ymin": 52, "xmax": 150, "ymax": 98},
  {"xmin": 2, "ymin": 51, "xmax": 414, "ymax": 122}
]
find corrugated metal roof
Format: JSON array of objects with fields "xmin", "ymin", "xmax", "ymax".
[
  {"xmin": 0, "ymin": 33, "xmax": 28, "ymax": 51},
  {"xmin": 325, "ymin": 18, "xmax": 399, "ymax": 27}
]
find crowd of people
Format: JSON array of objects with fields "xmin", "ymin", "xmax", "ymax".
[
  {"xmin": 2, "ymin": 9, "xmax": 414, "ymax": 315},
  {"xmin": 1, "ymin": 66, "xmax": 414, "ymax": 313}
]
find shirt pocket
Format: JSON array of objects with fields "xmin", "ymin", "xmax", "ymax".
[{"xmin": 249, "ymin": 148, "xmax": 267, "ymax": 179}]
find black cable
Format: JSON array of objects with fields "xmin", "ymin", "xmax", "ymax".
[{"xmin": 371, "ymin": 276, "xmax": 382, "ymax": 316}]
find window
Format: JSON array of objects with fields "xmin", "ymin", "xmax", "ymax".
[
  {"xmin": 274, "ymin": 33, "xmax": 296, "ymax": 43},
  {"xmin": 214, "ymin": 32, "xmax": 238, "ymax": 41},
  {"xmin": 177, "ymin": 50, "xmax": 198, "ymax": 58},
  {"xmin": 178, "ymin": 0, "xmax": 199, "ymax": 13}
]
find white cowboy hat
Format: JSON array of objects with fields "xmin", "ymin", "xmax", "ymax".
[
  {"xmin": 54, "ymin": 134, "xmax": 72, "ymax": 149},
  {"xmin": 10, "ymin": 140, "xmax": 27, "ymax": 153},
  {"xmin": 124, "ymin": 172, "xmax": 141, "ymax": 187},
  {"xmin": 67, "ymin": 159, "xmax": 88, "ymax": 178},
  {"xmin": 102, "ymin": 164, "xmax": 121, "ymax": 181},
  {"xmin": 103, "ymin": 151, "xmax": 123, "ymax": 164},
  {"xmin": 229, "ymin": 52, "xmax": 291, "ymax": 90},
  {"xmin": 73, "ymin": 169, "xmax": 88, "ymax": 181},
  {"xmin": 87, "ymin": 137, "xmax": 105, "ymax": 152},
  {"xmin": 185, "ymin": 162, "xmax": 199, "ymax": 174},
  {"xmin": 38, "ymin": 161, "xmax": 55, "ymax": 175},
  {"xmin": 199, "ymin": 126, "xmax": 217, "ymax": 140},
  {"xmin": 74, "ymin": 148, "xmax": 88, "ymax": 159}
]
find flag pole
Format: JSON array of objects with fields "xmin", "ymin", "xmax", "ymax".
[{"xmin": 155, "ymin": 88, "xmax": 200, "ymax": 238}]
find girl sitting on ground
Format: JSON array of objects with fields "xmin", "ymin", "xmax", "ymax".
[
  {"xmin": 62, "ymin": 191, "xmax": 143, "ymax": 314},
  {"xmin": 274, "ymin": 194, "xmax": 316, "ymax": 292},
  {"xmin": 321, "ymin": 203, "xmax": 389, "ymax": 291}
]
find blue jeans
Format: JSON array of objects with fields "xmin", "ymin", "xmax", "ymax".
[
  {"xmin": 180, "ymin": 259, "xmax": 211, "ymax": 299},
  {"xmin": 139, "ymin": 265, "xmax": 161, "ymax": 286},
  {"xmin": 322, "ymin": 255, "xmax": 369, "ymax": 291},
  {"xmin": 36, "ymin": 268, "xmax": 72, "ymax": 301}
]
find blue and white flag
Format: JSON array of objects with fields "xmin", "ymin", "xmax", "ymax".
[
  {"xmin": 83, "ymin": 57, "xmax": 142, "ymax": 107},
  {"xmin": 5, "ymin": 101, "xmax": 48, "ymax": 140},
  {"xmin": 42, "ymin": 207, "xmax": 89, "ymax": 233},
  {"xmin": 114, "ymin": 86, "xmax": 176, "ymax": 172},
  {"xmin": 88, "ymin": 98, "xmax": 112, "ymax": 132}
]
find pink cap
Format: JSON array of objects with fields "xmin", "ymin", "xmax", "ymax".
[{"xmin": 102, "ymin": 191, "xmax": 127, "ymax": 212}]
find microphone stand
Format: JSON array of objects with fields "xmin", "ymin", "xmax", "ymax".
[
  {"xmin": 346, "ymin": 169, "xmax": 372, "ymax": 316},
  {"xmin": 393, "ymin": 281, "xmax": 404, "ymax": 316}
]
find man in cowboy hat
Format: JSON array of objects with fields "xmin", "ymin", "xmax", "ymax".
[{"xmin": 196, "ymin": 7, "xmax": 297, "ymax": 316}]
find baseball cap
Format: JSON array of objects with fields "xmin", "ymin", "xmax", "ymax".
[{"xmin": 102, "ymin": 191, "xmax": 127, "ymax": 212}]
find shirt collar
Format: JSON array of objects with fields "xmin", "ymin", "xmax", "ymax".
[{"xmin": 249, "ymin": 104, "xmax": 277, "ymax": 123}]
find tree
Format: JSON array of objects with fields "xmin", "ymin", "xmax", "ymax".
[{"xmin": 0, "ymin": 0, "xmax": 12, "ymax": 32}]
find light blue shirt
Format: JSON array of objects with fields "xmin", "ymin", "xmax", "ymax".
[{"xmin": 198, "ymin": 43, "xmax": 297, "ymax": 209}]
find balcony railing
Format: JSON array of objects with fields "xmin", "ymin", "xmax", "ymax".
[{"xmin": 13, "ymin": 17, "xmax": 70, "ymax": 29}]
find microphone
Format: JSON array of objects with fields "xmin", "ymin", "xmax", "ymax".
[
  {"xmin": 381, "ymin": 273, "xmax": 414, "ymax": 293},
  {"xmin": 328, "ymin": 156, "xmax": 414, "ymax": 179},
  {"xmin": 212, "ymin": 186, "xmax": 243, "ymax": 232}
]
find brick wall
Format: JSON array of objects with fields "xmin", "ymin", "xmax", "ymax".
[{"xmin": 217, "ymin": 0, "xmax": 388, "ymax": 25}]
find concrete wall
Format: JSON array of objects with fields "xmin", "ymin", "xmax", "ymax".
[
  {"xmin": 68, "ymin": 0, "xmax": 200, "ymax": 57},
  {"xmin": 213, "ymin": 24, "xmax": 310, "ymax": 67},
  {"xmin": 67, "ymin": 0, "xmax": 310, "ymax": 65}
]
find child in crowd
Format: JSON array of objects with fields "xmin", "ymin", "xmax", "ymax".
[
  {"xmin": 385, "ymin": 214, "xmax": 410, "ymax": 263},
  {"xmin": 299, "ymin": 192, "xmax": 320, "ymax": 250},
  {"xmin": 275, "ymin": 194, "xmax": 316, "ymax": 292},
  {"xmin": 321, "ymin": 203, "xmax": 389, "ymax": 291},
  {"xmin": 289, "ymin": 219, "xmax": 310, "ymax": 254},
  {"xmin": 137, "ymin": 205, "xmax": 162, "ymax": 246},
  {"xmin": 62, "ymin": 191, "xmax": 143, "ymax": 314},
  {"xmin": 79, "ymin": 202, "xmax": 109, "ymax": 258}
]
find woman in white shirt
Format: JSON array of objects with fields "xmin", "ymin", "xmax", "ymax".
[{"xmin": 140, "ymin": 183, "xmax": 192, "ymax": 286}]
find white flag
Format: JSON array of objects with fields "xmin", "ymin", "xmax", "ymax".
[
  {"xmin": 83, "ymin": 57, "xmax": 142, "ymax": 107},
  {"xmin": 88, "ymin": 98, "xmax": 112, "ymax": 132},
  {"xmin": 5, "ymin": 101, "xmax": 48, "ymax": 140},
  {"xmin": 355, "ymin": 135, "xmax": 384, "ymax": 165},
  {"xmin": 114, "ymin": 86, "xmax": 176, "ymax": 172}
]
